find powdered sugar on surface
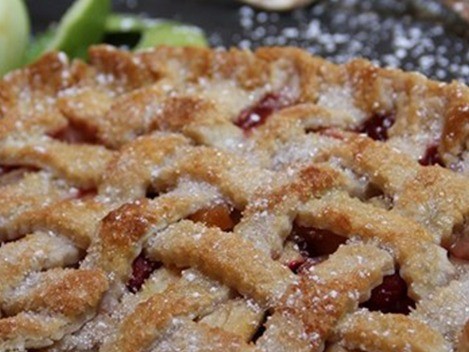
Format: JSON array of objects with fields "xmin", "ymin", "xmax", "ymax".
[
  {"xmin": 234, "ymin": 0, "xmax": 469, "ymax": 83},
  {"xmin": 110, "ymin": 0, "xmax": 468, "ymax": 83}
]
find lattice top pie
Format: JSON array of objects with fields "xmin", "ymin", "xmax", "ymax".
[{"xmin": 0, "ymin": 45, "xmax": 468, "ymax": 352}]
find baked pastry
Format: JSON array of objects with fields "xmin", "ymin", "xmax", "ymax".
[{"xmin": 0, "ymin": 45, "xmax": 468, "ymax": 352}]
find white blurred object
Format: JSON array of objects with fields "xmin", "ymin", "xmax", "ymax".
[
  {"xmin": 411, "ymin": 0, "xmax": 469, "ymax": 24},
  {"xmin": 239, "ymin": 0, "xmax": 316, "ymax": 11},
  {"xmin": 0, "ymin": 0, "xmax": 30, "ymax": 75}
]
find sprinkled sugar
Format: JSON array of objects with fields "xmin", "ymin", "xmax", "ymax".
[{"xmin": 235, "ymin": 0, "xmax": 469, "ymax": 83}]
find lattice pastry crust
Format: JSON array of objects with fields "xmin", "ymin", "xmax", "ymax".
[{"xmin": 0, "ymin": 45, "xmax": 468, "ymax": 352}]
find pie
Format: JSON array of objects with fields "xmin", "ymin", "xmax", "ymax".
[{"xmin": 0, "ymin": 45, "xmax": 468, "ymax": 352}]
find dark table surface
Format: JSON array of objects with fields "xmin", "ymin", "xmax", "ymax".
[{"xmin": 26, "ymin": 0, "xmax": 469, "ymax": 83}]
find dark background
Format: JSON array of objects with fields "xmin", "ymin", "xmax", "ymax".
[{"xmin": 26, "ymin": 0, "xmax": 469, "ymax": 83}]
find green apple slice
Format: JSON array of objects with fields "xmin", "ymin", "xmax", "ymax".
[
  {"xmin": 135, "ymin": 23, "xmax": 208, "ymax": 50},
  {"xmin": 0, "ymin": 0, "xmax": 30, "ymax": 76},
  {"xmin": 106, "ymin": 14, "xmax": 207, "ymax": 49},
  {"xmin": 24, "ymin": 27, "xmax": 57, "ymax": 64},
  {"xmin": 47, "ymin": 0, "xmax": 111, "ymax": 57},
  {"xmin": 105, "ymin": 13, "xmax": 158, "ymax": 33},
  {"xmin": 27, "ymin": 0, "xmax": 110, "ymax": 63},
  {"xmin": 48, "ymin": 0, "xmax": 110, "ymax": 58}
]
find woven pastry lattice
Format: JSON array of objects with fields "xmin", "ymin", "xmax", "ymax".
[{"xmin": 0, "ymin": 46, "xmax": 468, "ymax": 352}]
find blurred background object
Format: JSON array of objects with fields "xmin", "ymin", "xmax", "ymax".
[
  {"xmin": 26, "ymin": 0, "xmax": 468, "ymax": 83},
  {"xmin": 410, "ymin": 0, "xmax": 469, "ymax": 26},
  {"xmin": 239, "ymin": 0, "xmax": 316, "ymax": 11},
  {"xmin": 438, "ymin": 0, "xmax": 469, "ymax": 23},
  {"xmin": 0, "ymin": 0, "xmax": 30, "ymax": 75}
]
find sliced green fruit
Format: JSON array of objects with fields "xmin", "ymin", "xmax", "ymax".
[
  {"xmin": 24, "ymin": 27, "xmax": 57, "ymax": 64},
  {"xmin": 49, "ymin": 0, "xmax": 110, "ymax": 58},
  {"xmin": 106, "ymin": 14, "xmax": 207, "ymax": 49},
  {"xmin": 0, "ymin": 0, "xmax": 30, "ymax": 76},
  {"xmin": 135, "ymin": 23, "xmax": 208, "ymax": 50},
  {"xmin": 28, "ymin": 0, "xmax": 110, "ymax": 63},
  {"xmin": 105, "ymin": 13, "xmax": 159, "ymax": 33}
]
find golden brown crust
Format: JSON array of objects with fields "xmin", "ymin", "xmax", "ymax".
[
  {"xmin": 441, "ymin": 82, "xmax": 469, "ymax": 167},
  {"xmin": 262, "ymin": 244, "xmax": 394, "ymax": 351},
  {"xmin": 4, "ymin": 268, "xmax": 108, "ymax": 317},
  {"xmin": 334, "ymin": 310, "xmax": 450, "ymax": 352},
  {"xmin": 297, "ymin": 191, "xmax": 455, "ymax": 299},
  {"xmin": 11, "ymin": 198, "xmax": 110, "ymax": 249},
  {"xmin": 0, "ymin": 172, "xmax": 77, "ymax": 241},
  {"xmin": 146, "ymin": 221, "xmax": 295, "ymax": 306},
  {"xmin": 0, "ymin": 313, "xmax": 70, "ymax": 350},
  {"xmin": 0, "ymin": 269, "xmax": 108, "ymax": 350},
  {"xmin": 0, "ymin": 45, "xmax": 468, "ymax": 351},
  {"xmin": 101, "ymin": 272, "xmax": 231, "ymax": 352}
]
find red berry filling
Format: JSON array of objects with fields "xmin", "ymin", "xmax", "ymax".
[
  {"xmin": 0, "ymin": 166, "xmax": 41, "ymax": 187},
  {"xmin": 0, "ymin": 165, "xmax": 19, "ymax": 175},
  {"xmin": 359, "ymin": 113, "xmax": 395, "ymax": 141},
  {"xmin": 360, "ymin": 273, "xmax": 415, "ymax": 314},
  {"xmin": 291, "ymin": 256, "xmax": 330, "ymax": 274},
  {"xmin": 50, "ymin": 121, "xmax": 98, "ymax": 144},
  {"xmin": 287, "ymin": 259, "xmax": 306, "ymax": 273},
  {"xmin": 188, "ymin": 204, "xmax": 241, "ymax": 232},
  {"xmin": 235, "ymin": 93, "xmax": 291, "ymax": 131},
  {"xmin": 449, "ymin": 237, "xmax": 469, "ymax": 261},
  {"xmin": 251, "ymin": 312, "xmax": 270, "ymax": 342},
  {"xmin": 293, "ymin": 225, "xmax": 347, "ymax": 257},
  {"xmin": 288, "ymin": 224, "xmax": 347, "ymax": 273},
  {"xmin": 127, "ymin": 253, "xmax": 161, "ymax": 293},
  {"xmin": 0, "ymin": 165, "xmax": 38, "ymax": 175},
  {"xmin": 76, "ymin": 188, "xmax": 97, "ymax": 199},
  {"xmin": 145, "ymin": 187, "xmax": 159, "ymax": 200},
  {"xmin": 419, "ymin": 145, "xmax": 444, "ymax": 167}
]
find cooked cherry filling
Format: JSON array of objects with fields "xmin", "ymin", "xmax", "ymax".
[
  {"xmin": 449, "ymin": 237, "xmax": 469, "ymax": 261},
  {"xmin": 359, "ymin": 113, "xmax": 395, "ymax": 141},
  {"xmin": 50, "ymin": 122, "xmax": 98, "ymax": 144},
  {"xmin": 76, "ymin": 188, "xmax": 97, "ymax": 199},
  {"xmin": 235, "ymin": 93, "xmax": 291, "ymax": 131},
  {"xmin": 360, "ymin": 273, "xmax": 415, "ymax": 314},
  {"xmin": 145, "ymin": 186, "xmax": 159, "ymax": 200},
  {"xmin": 289, "ymin": 224, "xmax": 347, "ymax": 273},
  {"xmin": 127, "ymin": 253, "xmax": 161, "ymax": 293},
  {"xmin": 0, "ymin": 165, "xmax": 19, "ymax": 175},
  {"xmin": 0, "ymin": 165, "xmax": 38, "ymax": 175},
  {"xmin": 188, "ymin": 204, "xmax": 241, "ymax": 231},
  {"xmin": 287, "ymin": 259, "xmax": 306, "ymax": 273},
  {"xmin": 0, "ymin": 166, "xmax": 41, "ymax": 187},
  {"xmin": 251, "ymin": 312, "xmax": 270, "ymax": 342},
  {"xmin": 419, "ymin": 145, "xmax": 444, "ymax": 167}
]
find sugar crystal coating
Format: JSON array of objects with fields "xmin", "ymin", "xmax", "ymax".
[{"xmin": 0, "ymin": 45, "xmax": 468, "ymax": 351}]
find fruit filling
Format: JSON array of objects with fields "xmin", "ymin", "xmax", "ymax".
[
  {"xmin": 0, "ymin": 165, "xmax": 38, "ymax": 175},
  {"xmin": 50, "ymin": 121, "xmax": 98, "ymax": 144},
  {"xmin": 360, "ymin": 272, "xmax": 415, "ymax": 314},
  {"xmin": 418, "ymin": 144, "xmax": 445, "ymax": 167},
  {"xmin": 0, "ymin": 165, "xmax": 19, "ymax": 175},
  {"xmin": 235, "ymin": 93, "xmax": 291, "ymax": 131},
  {"xmin": 127, "ymin": 253, "xmax": 161, "ymax": 293},
  {"xmin": 251, "ymin": 312, "xmax": 269, "ymax": 342},
  {"xmin": 449, "ymin": 237, "xmax": 469, "ymax": 261},
  {"xmin": 188, "ymin": 203, "xmax": 241, "ymax": 231},
  {"xmin": 145, "ymin": 187, "xmax": 159, "ymax": 199},
  {"xmin": 0, "ymin": 166, "xmax": 40, "ymax": 187},
  {"xmin": 358, "ymin": 113, "xmax": 395, "ymax": 141},
  {"xmin": 288, "ymin": 224, "xmax": 347, "ymax": 273},
  {"xmin": 76, "ymin": 188, "xmax": 98, "ymax": 199}
]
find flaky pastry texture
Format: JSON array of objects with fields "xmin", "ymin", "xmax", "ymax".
[{"xmin": 0, "ymin": 45, "xmax": 468, "ymax": 352}]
